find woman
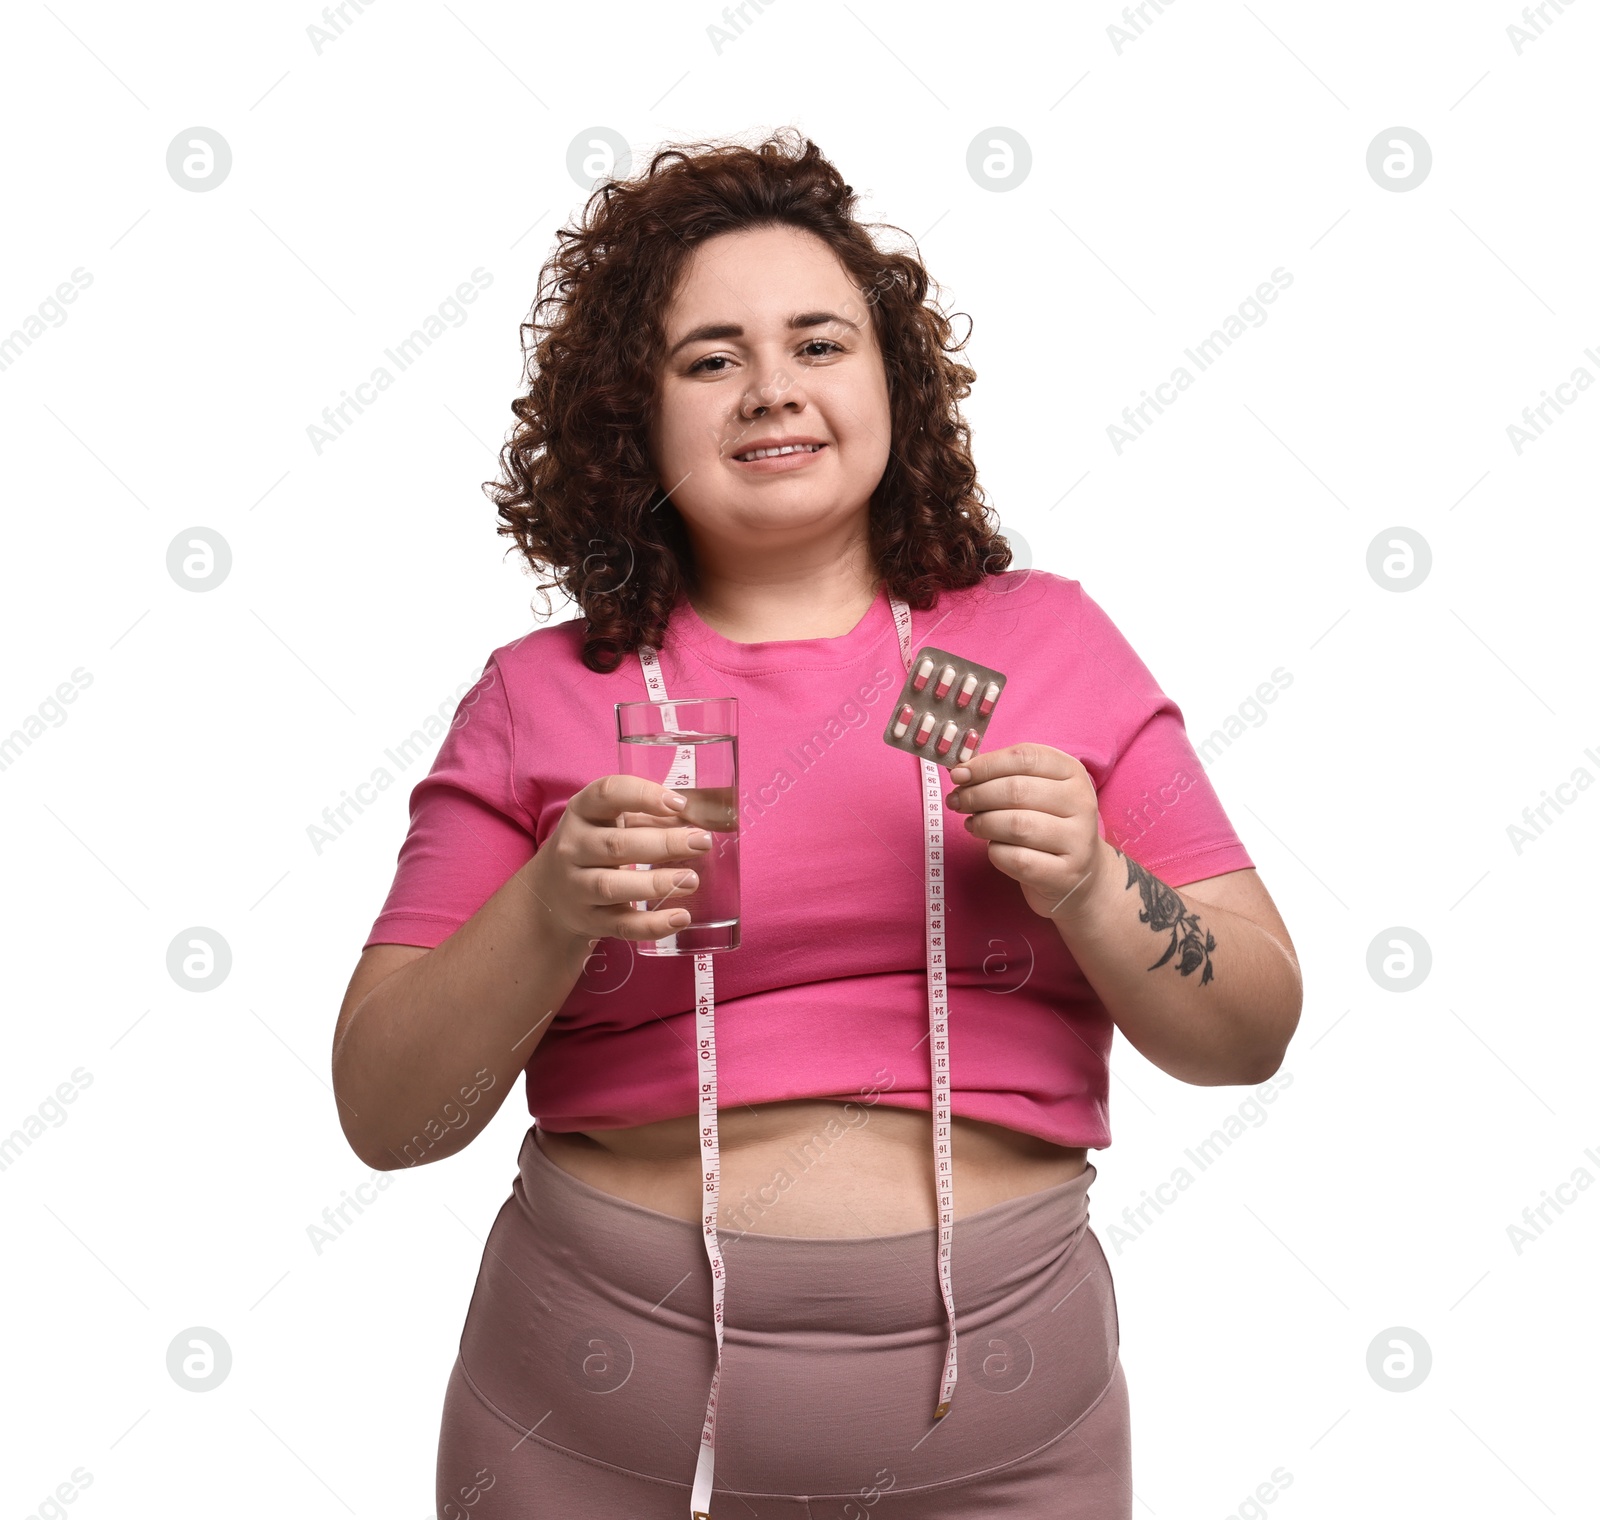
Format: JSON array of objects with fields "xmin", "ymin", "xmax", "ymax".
[{"xmin": 332, "ymin": 130, "xmax": 1302, "ymax": 1518}]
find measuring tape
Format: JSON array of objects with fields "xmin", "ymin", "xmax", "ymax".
[
  {"xmin": 635, "ymin": 593, "xmax": 956, "ymax": 1519},
  {"xmin": 888, "ymin": 595, "xmax": 960, "ymax": 1423}
]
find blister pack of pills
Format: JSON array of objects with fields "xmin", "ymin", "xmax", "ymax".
[{"xmin": 881, "ymin": 646, "xmax": 1008, "ymax": 770}]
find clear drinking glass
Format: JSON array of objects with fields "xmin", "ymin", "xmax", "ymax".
[{"xmin": 615, "ymin": 696, "xmax": 740, "ymax": 954}]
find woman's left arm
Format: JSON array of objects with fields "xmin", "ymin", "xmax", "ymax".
[{"xmin": 947, "ymin": 743, "xmax": 1302, "ymax": 1088}]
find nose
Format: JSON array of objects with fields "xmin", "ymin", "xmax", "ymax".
[
  {"xmin": 738, "ymin": 364, "xmax": 806, "ymax": 421},
  {"xmin": 728, "ymin": 387, "xmax": 806, "ymax": 465}
]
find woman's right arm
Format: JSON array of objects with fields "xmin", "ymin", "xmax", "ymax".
[{"xmin": 330, "ymin": 775, "xmax": 715, "ymax": 1170}]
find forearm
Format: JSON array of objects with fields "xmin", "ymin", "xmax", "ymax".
[
  {"xmin": 333, "ymin": 855, "xmax": 593, "ymax": 1169},
  {"xmin": 1052, "ymin": 838, "xmax": 1301, "ymax": 1086}
]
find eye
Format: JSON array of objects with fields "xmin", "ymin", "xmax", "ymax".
[{"xmin": 685, "ymin": 338, "xmax": 843, "ymax": 374}]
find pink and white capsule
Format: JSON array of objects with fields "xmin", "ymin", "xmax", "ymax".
[
  {"xmin": 977, "ymin": 681, "xmax": 1000, "ymax": 717},
  {"xmin": 892, "ymin": 702, "xmax": 915, "ymax": 738},
  {"xmin": 935, "ymin": 720, "xmax": 959, "ymax": 757},
  {"xmin": 954, "ymin": 673, "xmax": 979, "ymax": 709},
  {"xmin": 911, "ymin": 657, "xmax": 935, "ymax": 692},
  {"xmin": 956, "ymin": 727, "xmax": 982, "ymax": 763},
  {"xmin": 913, "ymin": 711, "xmax": 937, "ymax": 745},
  {"xmin": 933, "ymin": 664, "xmax": 956, "ymax": 700}
]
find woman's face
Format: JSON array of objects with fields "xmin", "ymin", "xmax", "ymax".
[{"xmin": 648, "ymin": 223, "xmax": 893, "ymax": 559}]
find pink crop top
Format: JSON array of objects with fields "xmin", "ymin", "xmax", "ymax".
[{"xmin": 363, "ymin": 568, "xmax": 1254, "ymax": 1150}]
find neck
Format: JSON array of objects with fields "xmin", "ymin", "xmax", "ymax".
[{"xmin": 685, "ymin": 531, "xmax": 880, "ymax": 644}]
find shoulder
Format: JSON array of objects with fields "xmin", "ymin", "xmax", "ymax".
[
  {"xmin": 977, "ymin": 568, "xmax": 1144, "ymax": 650},
  {"xmin": 938, "ymin": 568, "xmax": 1163, "ymax": 704},
  {"xmin": 488, "ymin": 611, "xmax": 586, "ymax": 676},
  {"xmin": 486, "ymin": 611, "xmax": 641, "ymax": 696},
  {"xmin": 427, "ymin": 615, "xmax": 637, "ymax": 746},
  {"xmin": 933, "ymin": 566, "xmax": 1086, "ymax": 636}
]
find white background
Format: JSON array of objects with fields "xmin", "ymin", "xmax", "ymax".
[{"xmin": 2, "ymin": 1, "xmax": 1596, "ymax": 1515}]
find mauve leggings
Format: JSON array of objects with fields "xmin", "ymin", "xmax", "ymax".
[{"xmin": 435, "ymin": 1124, "xmax": 1132, "ymax": 1517}]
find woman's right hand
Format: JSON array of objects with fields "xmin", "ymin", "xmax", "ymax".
[{"xmin": 527, "ymin": 775, "xmax": 714, "ymax": 946}]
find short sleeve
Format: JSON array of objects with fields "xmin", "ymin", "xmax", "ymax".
[
  {"xmin": 363, "ymin": 655, "xmax": 541, "ymax": 949},
  {"xmin": 1071, "ymin": 584, "xmax": 1255, "ymax": 888}
]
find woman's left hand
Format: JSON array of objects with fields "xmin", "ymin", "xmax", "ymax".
[{"xmin": 946, "ymin": 743, "xmax": 1113, "ymax": 921}]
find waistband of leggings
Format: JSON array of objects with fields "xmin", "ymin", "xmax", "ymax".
[{"xmin": 515, "ymin": 1123, "xmax": 1099, "ymax": 1333}]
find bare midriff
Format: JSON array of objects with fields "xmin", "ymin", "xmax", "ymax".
[{"xmin": 535, "ymin": 1098, "xmax": 1090, "ymax": 1237}]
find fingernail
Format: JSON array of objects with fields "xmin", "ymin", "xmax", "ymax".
[
  {"xmin": 668, "ymin": 910, "xmax": 691, "ymax": 927},
  {"xmin": 688, "ymin": 829, "xmax": 713, "ymax": 849},
  {"xmin": 672, "ymin": 870, "xmax": 698, "ymax": 889},
  {"xmin": 662, "ymin": 791, "xmax": 687, "ymax": 811}
]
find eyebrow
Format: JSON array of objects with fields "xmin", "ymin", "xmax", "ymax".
[{"xmin": 666, "ymin": 310, "xmax": 861, "ymax": 358}]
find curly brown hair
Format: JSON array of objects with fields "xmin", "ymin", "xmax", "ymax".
[{"xmin": 487, "ymin": 127, "xmax": 1012, "ymax": 674}]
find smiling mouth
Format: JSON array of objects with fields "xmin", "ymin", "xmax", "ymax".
[{"xmin": 732, "ymin": 442, "xmax": 826, "ymax": 462}]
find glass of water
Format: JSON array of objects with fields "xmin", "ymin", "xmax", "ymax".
[{"xmin": 615, "ymin": 696, "xmax": 740, "ymax": 954}]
